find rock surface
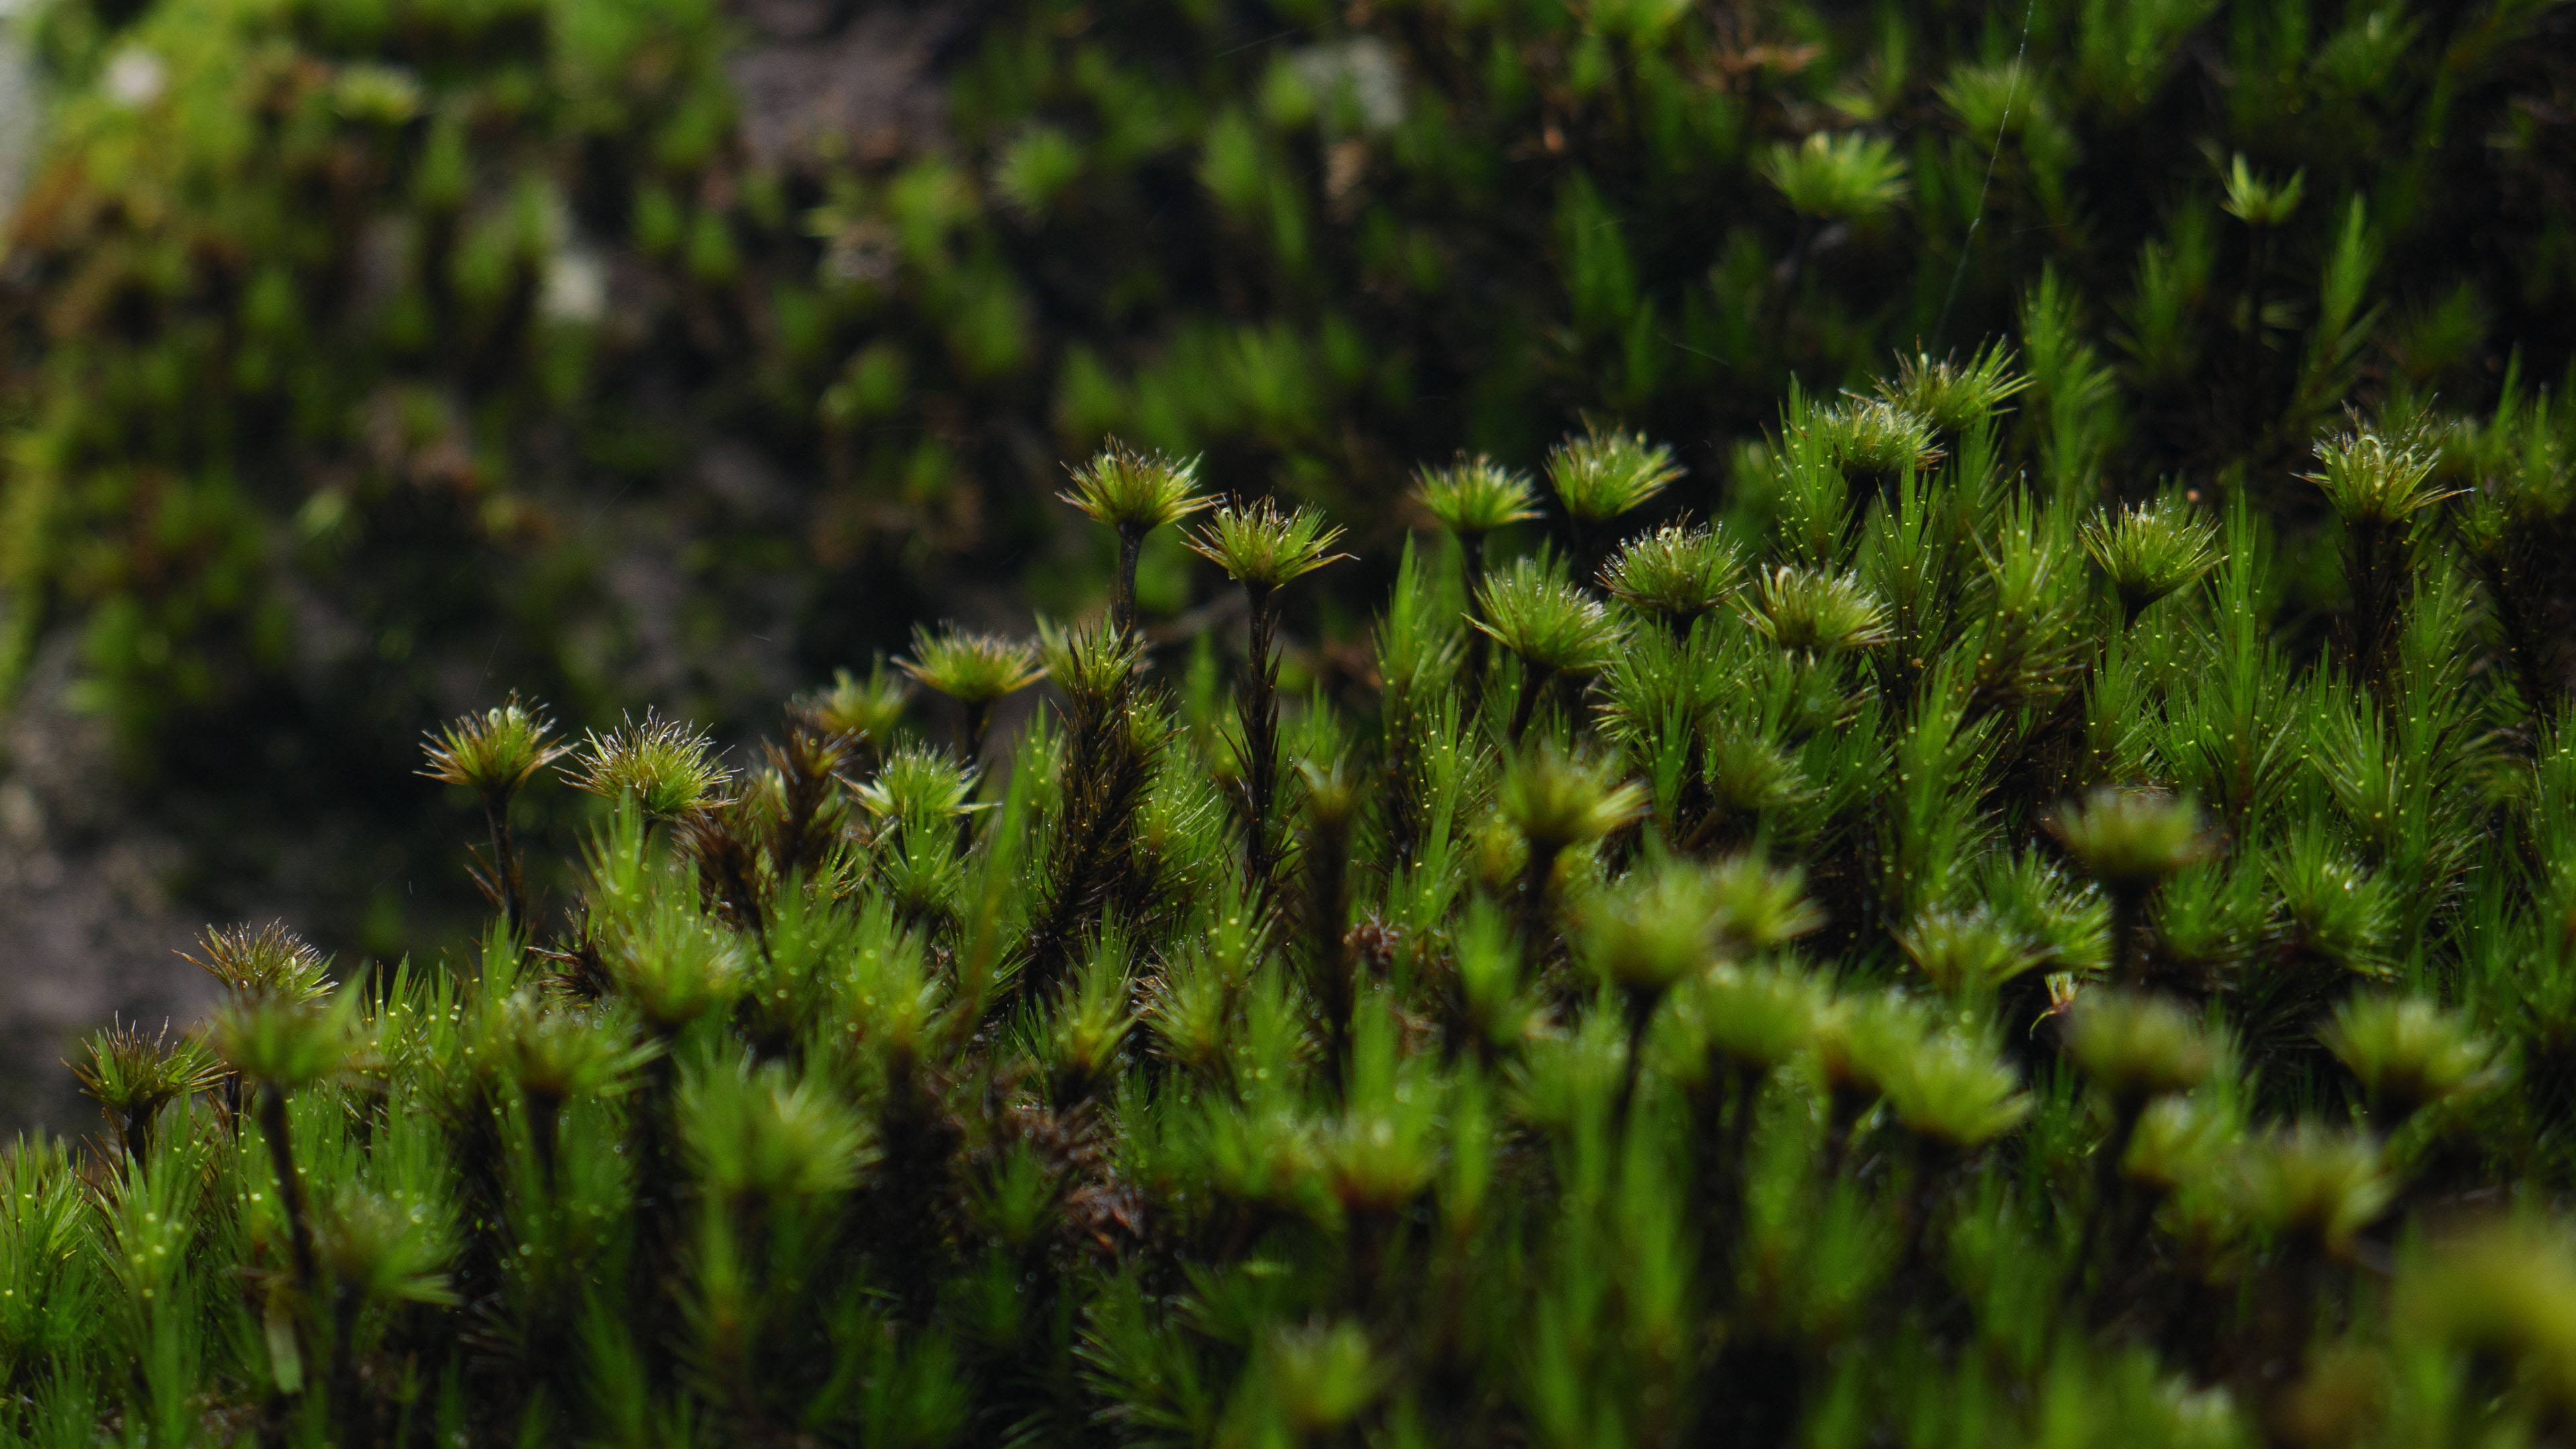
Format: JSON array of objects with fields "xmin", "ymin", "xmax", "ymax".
[{"xmin": 0, "ymin": 639, "xmax": 225, "ymax": 1142}]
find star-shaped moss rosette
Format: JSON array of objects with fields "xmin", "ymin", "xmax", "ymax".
[
  {"xmin": 1599, "ymin": 522, "xmax": 1745, "ymax": 627},
  {"xmin": 1415, "ymin": 456, "xmax": 1540, "ymax": 592},
  {"xmin": 795, "ymin": 660, "xmax": 911, "ymax": 760},
  {"xmin": 2083, "ymin": 496, "xmax": 2220, "ymax": 627},
  {"xmin": 1473, "ymin": 555, "xmax": 1626, "ymax": 743},
  {"xmin": 1187, "ymin": 497, "xmax": 1351, "ymax": 892},
  {"xmin": 1762, "ymin": 129, "xmax": 1912, "ymax": 223},
  {"xmin": 563, "ymin": 712, "xmax": 735, "ymax": 820},
  {"xmin": 1185, "ymin": 497, "xmax": 1352, "ymax": 596},
  {"xmin": 1876, "ymin": 342, "xmax": 2030, "ymax": 437},
  {"xmin": 2050, "ymin": 787, "xmax": 2211, "ymax": 986},
  {"xmin": 1061, "ymin": 441, "xmax": 1211, "ymax": 634},
  {"xmin": 896, "ymin": 625, "xmax": 1049, "ymax": 765},
  {"xmin": 1497, "ymin": 740, "xmax": 1648, "ymax": 943},
  {"xmin": 420, "ymin": 694, "xmax": 572, "ymax": 932},
  {"xmin": 1545, "ymin": 427, "xmax": 1683, "ymax": 577},
  {"xmin": 2320, "ymin": 996, "xmax": 2498, "ymax": 1128},
  {"xmin": 72, "ymin": 1020, "xmax": 224, "ymax": 1167},
  {"xmin": 2310, "ymin": 423, "xmax": 2463, "ymax": 690},
  {"xmin": 1740, "ymin": 566, "xmax": 1894, "ymax": 656}
]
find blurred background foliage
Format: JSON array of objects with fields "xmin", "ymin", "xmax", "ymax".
[{"xmin": 0, "ymin": 0, "xmax": 2571, "ymax": 958}]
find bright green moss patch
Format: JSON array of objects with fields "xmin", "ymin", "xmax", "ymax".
[{"xmin": 11, "ymin": 361, "xmax": 2576, "ymax": 1442}]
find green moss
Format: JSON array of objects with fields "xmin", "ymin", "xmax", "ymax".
[{"xmin": 11, "ymin": 364, "xmax": 2576, "ymax": 1438}]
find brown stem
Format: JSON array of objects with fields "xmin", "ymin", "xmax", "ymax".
[
  {"xmin": 1614, "ymin": 984, "xmax": 1662, "ymax": 1130},
  {"xmin": 481, "ymin": 790, "xmax": 525, "ymax": 936},
  {"xmin": 959, "ymin": 702, "xmax": 994, "ymax": 857},
  {"xmin": 528, "ymin": 1090, "xmax": 563, "ymax": 1199},
  {"xmin": 2070, "ymin": 1098, "xmax": 2144, "ymax": 1306},
  {"xmin": 2481, "ymin": 551, "xmax": 2560, "ymax": 730},
  {"xmin": 1517, "ymin": 841, "xmax": 1566, "ymax": 960},
  {"xmin": 259, "ymin": 1085, "xmax": 321, "ymax": 1301},
  {"xmin": 1309, "ymin": 810, "xmax": 1354, "ymax": 1095},
  {"xmin": 1114, "ymin": 524, "xmax": 1146, "ymax": 638},
  {"xmin": 2111, "ymin": 888, "xmax": 2145, "ymax": 989},
  {"xmin": 1460, "ymin": 532, "xmax": 1492, "ymax": 718},
  {"xmin": 1241, "ymin": 585, "xmax": 1283, "ymax": 895},
  {"xmin": 1506, "ymin": 663, "xmax": 1553, "ymax": 746},
  {"xmin": 121, "ymin": 1106, "xmax": 154, "ymax": 1171}
]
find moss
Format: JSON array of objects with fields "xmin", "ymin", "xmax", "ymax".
[{"xmin": 11, "ymin": 362, "xmax": 2576, "ymax": 1439}]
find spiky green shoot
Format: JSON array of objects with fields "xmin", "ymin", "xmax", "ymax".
[
  {"xmin": 596, "ymin": 893, "xmax": 746, "ymax": 1034},
  {"xmin": 1586, "ymin": 857, "xmax": 1727, "ymax": 996},
  {"xmin": 1741, "ymin": 566, "xmax": 1894, "ymax": 655},
  {"xmin": 1877, "ymin": 343, "xmax": 2029, "ymax": 435},
  {"xmin": 1705, "ymin": 855, "xmax": 1827, "ymax": 953},
  {"xmin": 1674, "ymin": 963, "xmax": 1824, "ymax": 1077},
  {"xmin": 2320, "ymin": 996, "xmax": 2496, "ymax": 1126},
  {"xmin": 72, "ymin": 1020, "xmax": 223, "ymax": 1165},
  {"xmin": 2305, "ymin": 425, "xmax": 2455, "ymax": 690},
  {"xmin": 2063, "ymin": 990, "xmax": 2223, "ymax": 1112},
  {"xmin": 1590, "ymin": 855, "xmax": 1820, "ymax": 1122},
  {"xmin": 2306, "ymin": 427, "xmax": 2451, "ymax": 529},
  {"xmin": 1702, "ymin": 724, "xmax": 1817, "ymax": 836},
  {"xmin": 1898, "ymin": 907, "xmax": 2038, "ymax": 1000},
  {"xmin": 2121, "ymin": 1095, "xmax": 2235, "ymax": 1197},
  {"xmin": 1499, "ymin": 743, "xmax": 1647, "ymax": 947},
  {"xmin": 1599, "ymin": 523, "xmax": 1744, "ymax": 625},
  {"xmin": 215, "ymin": 989, "xmax": 364, "ymax": 1305},
  {"xmin": 1546, "ymin": 427, "xmax": 1682, "ymax": 525},
  {"xmin": 2236, "ymin": 1122, "xmax": 2390, "ymax": 1260},
  {"xmin": 682, "ymin": 1058, "xmax": 876, "ymax": 1203},
  {"xmin": 212, "ymin": 990, "xmax": 362, "ymax": 1092},
  {"xmin": 1872, "ymin": 1026, "xmax": 2032, "ymax": 1155},
  {"xmin": 1061, "ymin": 441, "xmax": 1210, "ymax": 533},
  {"xmin": 2053, "ymin": 788, "xmax": 2208, "ymax": 897},
  {"xmin": 1545, "ymin": 425, "xmax": 1682, "ymax": 582},
  {"xmin": 1258, "ymin": 1321, "xmax": 1385, "ymax": 1438},
  {"xmin": 421, "ymin": 695, "xmax": 568, "ymax": 932},
  {"xmin": 2051, "ymin": 788, "xmax": 2208, "ymax": 985},
  {"xmin": 419, "ymin": 695, "xmax": 569, "ymax": 799},
  {"xmin": 858, "ymin": 740, "xmax": 983, "ymax": 861},
  {"xmin": 2063, "ymin": 989, "xmax": 2220, "ymax": 1275},
  {"xmin": 1187, "ymin": 498, "xmax": 1351, "ymax": 592},
  {"xmin": 855, "ymin": 744, "xmax": 981, "ymax": 831},
  {"xmin": 185, "ymin": 922, "xmax": 334, "ymax": 1004},
  {"xmin": 897, "ymin": 625, "xmax": 1049, "ymax": 706},
  {"xmin": 796, "ymin": 662, "xmax": 910, "ymax": 755},
  {"xmin": 1042, "ymin": 935, "xmax": 1136, "ymax": 1106},
  {"xmin": 1415, "ymin": 457, "xmax": 1540, "ymax": 541},
  {"xmin": 1062, "ymin": 441, "xmax": 1210, "ymax": 633},
  {"xmin": 2220, "ymin": 153, "xmax": 2306, "ymax": 227},
  {"xmin": 506, "ymin": 997, "xmax": 656, "ymax": 1190},
  {"xmin": 1762, "ymin": 130, "xmax": 1911, "ymax": 221},
  {"xmin": 1474, "ymin": 557, "xmax": 1625, "ymax": 741},
  {"xmin": 2083, "ymin": 497, "xmax": 2221, "ymax": 626},
  {"xmin": 1498, "ymin": 743, "xmax": 1649, "ymax": 852},
  {"xmin": 897, "ymin": 625, "xmax": 1047, "ymax": 765},
  {"xmin": 1189, "ymin": 499, "xmax": 1348, "ymax": 894},
  {"xmin": 1037, "ymin": 614, "xmax": 1146, "ymax": 708},
  {"xmin": 1419, "ymin": 457, "xmax": 1542, "ymax": 691},
  {"xmin": 1805, "ymin": 398, "xmax": 1941, "ymax": 484},
  {"xmin": 314, "ymin": 1189, "xmax": 460, "ymax": 1310},
  {"xmin": 564, "ymin": 712, "xmax": 733, "ymax": 820}
]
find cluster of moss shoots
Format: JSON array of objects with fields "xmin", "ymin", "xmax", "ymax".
[{"xmin": 11, "ymin": 348, "xmax": 2576, "ymax": 1448}]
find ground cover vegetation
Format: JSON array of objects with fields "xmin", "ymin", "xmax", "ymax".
[
  {"xmin": 9, "ymin": 356, "xmax": 2576, "ymax": 1443},
  {"xmin": 2, "ymin": 0, "xmax": 2572, "ymax": 949}
]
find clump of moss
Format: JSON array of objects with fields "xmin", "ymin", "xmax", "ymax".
[{"xmin": 15, "ymin": 342, "xmax": 2576, "ymax": 1444}]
